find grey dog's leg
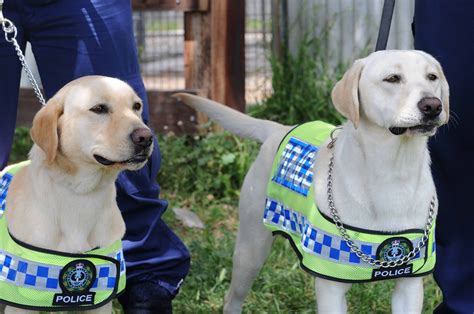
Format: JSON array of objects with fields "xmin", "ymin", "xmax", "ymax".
[
  {"xmin": 392, "ymin": 277, "xmax": 423, "ymax": 314},
  {"xmin": 315, "ymin": 278, "xmax": 352, "ymax": 314},
  {"xmin": 223, "ymin": 218, "xmax": 274, "ymax": 314},
  {"xmin": 223, "ymin": 149, "xmax": 276, "ymax": 314},
  {"xmin": 4, "ymin": 306, "xmax": 38, "ymax": 314}
]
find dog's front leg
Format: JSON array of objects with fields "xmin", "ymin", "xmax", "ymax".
[
  {"xmin": 83, "ymin": 301, "xmax": 112, "ymax": 314},
  {"xmin": 315, "ymin": 278, "xmax": 351, "ymax": 313},
  {"xmin": 391, "ymin": 277, "xmax": 423, "ymax": 314},
  {"xmin": 4, "ymin": 306, "xmax": 38, "ymax": 314}
]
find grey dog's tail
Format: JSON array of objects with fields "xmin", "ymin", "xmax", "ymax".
[{"xmin": 174, "ymin": 93, "xmax": 286, "ymax": 143}]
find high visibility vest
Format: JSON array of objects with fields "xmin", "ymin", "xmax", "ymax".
[
  {"xmin": 0, "ymin": 161, "xmax": 126, "ymax": 311},
  {"xmin": 263, "ymin": 121, "xmax": 436, "ymax": 282}
]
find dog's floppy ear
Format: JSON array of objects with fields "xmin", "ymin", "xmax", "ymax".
[
  {"xmin": 331, "ymin": 59, "xmax": 365, "ymax": 128},
  {"xmin": 30, "ymin": 91, "xmax": 65, "ymax": 164}
]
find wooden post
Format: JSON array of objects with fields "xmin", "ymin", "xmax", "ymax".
[
  {"xmin": 184, "ymin": 11, "xmax": 211, "ymax": 126},
  {"xmin": 184, "ymin": 0, "xmax": 245, "ymax": 112},
  {"xmin": 184, "ymin": 12, "xmax": 211, "ymax": 94},
  {"xmin": 210, "ymin": 0, "xmax": 245, "ymax": 112},
  {"xmin": 271, "ymin": 0, "xmax": 281, "ymax": 60}
]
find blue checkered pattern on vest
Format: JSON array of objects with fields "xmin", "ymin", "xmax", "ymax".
[
  {"xmin": 0, "ymin": 249, "xmax": 125, "ymax": 291},
  {"xmin": 272, "ymin": 137, "xmax": 319, "ymax": 197},
  {"xmin": 0, "ymin": 173, "xmax": 12, "ymax": 219},
  {"xmin": 0, "ymin": 252, "xmax": 63, "ymax": 291},
  {"xmin": 91, "ymin": 250, "xmax": 126, "ymax": 290},
  {"xmin": 263, "ymin": 198, "xmax": 426, "ymax": 266}
]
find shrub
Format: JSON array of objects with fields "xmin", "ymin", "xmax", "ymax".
[
  {"xmin": 157, "ymin": 132, "xmax": 259, "ymax": 199},
  {"xmin": 249, "ymin": 34, "xmax": 346, "ymax": 126},
  {"xmin": 8, "ymin": 127, "xmax": 33, "ymax": 164}
]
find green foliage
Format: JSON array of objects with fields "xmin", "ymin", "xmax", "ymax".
[
  {"xmin": 246, "ymin": 18, "xmax": 272, "ymax": 32},
  {"xmin": 147, "ymin": 20, "xmax": 182, "ymax": 32},
  {"xmin": 249, "ymin": 34, "xmax": 346, "ymax": 126},
  {"xmin": 8, "ymin": 127, "xmax": 33, "ymax": 164},
  {"xmin": 157, "ymin": 132, "xmax": 259, "ymax": 199}
]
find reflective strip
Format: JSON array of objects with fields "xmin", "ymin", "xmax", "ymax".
[
  {"xmin": 271, "ymin": 137, "xmax": 319, "ymax": 197},
  {"xmin": 263, "ymin": 198, "xmax": 427, "ymax": 267},
  {"xmin": 116, "ymin": 250, "xmax": 126, "ymax": 276},
  {"xmin": 0, "ymin": 249, "xmax": 123, "ymax": 292},
  {"xmin": 91, "ymin": 250, "xmax": 126, "ymax": 291},
  {"xmin": 0, "ymin": 173, "xmax": 12, "ymax": 219}
]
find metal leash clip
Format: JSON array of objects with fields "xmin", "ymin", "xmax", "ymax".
[
  {"xmin": 2, "ymin": 18, "xmax": 16, "ymax": 41},
  {"xmin": 327, "ymin": 126, "xmax": 343, "ymax": 149}
]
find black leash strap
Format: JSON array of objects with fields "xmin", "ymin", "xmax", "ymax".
[{"xmin": 375, "ymin": 0, "xmax": 396, "ymax": 51}]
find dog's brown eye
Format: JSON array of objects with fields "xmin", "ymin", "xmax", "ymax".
[
  {"xmin": 384, "ymin": 74, "xmax": 401, "ymax": 83},
  {"xmin": 427, "ymin": 73, "xmax": 438, "ymax": 81},
  {"xmin": 133, "ymin": 102, "xmax": 142, "ymax": 111},
  {"xmin": 90, "ymin": 104, "xmax": 109, "ymax": 114}
]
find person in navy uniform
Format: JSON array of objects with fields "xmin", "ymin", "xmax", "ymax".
[
  {"xmin": 0, "ymin": 0, "xmax": 190, "ymax": 312},
  {"xmin": 414, "ymin": 1, "xmax": 474, "ymax": 313}
]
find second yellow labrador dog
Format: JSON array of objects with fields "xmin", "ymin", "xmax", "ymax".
[
  {"xmin": 0, "ymin": 76, "xmax": 153, "ymax": 313},
  {"xmin": 177, "ymin": 50, "xmax": 449, "ymax": 313}
]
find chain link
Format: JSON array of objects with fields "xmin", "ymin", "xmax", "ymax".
[
  {"xmin": 326, "ymin": 148, "xmax": 436, "ymax": 269},
  {"xmin": 2, "ymin": 18, "xmax": 46, "ymax": 106}
]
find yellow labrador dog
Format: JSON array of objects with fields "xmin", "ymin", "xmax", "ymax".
[
  {"xmin": 0, "ymin": 76, "xmax": 153, "ymax": 313},
  {"xmin": 176, "ymin": 50, "xmax": 449, "ymax": 313}
]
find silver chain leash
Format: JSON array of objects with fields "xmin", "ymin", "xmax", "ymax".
[
  {"xmin": 1, "ymin": 13, "xmax": 46, "ymax": 106},
  {"xmin": 326, "ymin": 129, "xmax": 436, "ymax": 269}
]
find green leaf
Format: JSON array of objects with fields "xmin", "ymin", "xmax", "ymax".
[{"xmin": 221, "ymin": 153, "xmax": 236, "ymax": 165}]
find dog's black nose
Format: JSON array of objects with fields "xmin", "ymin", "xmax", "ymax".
[
  {"xmin": 417, "ymin": 97, "xmax": 442, "ymax": 119},
  {"xmin": 131, "ymin": 128, "xmax": 153, "ymax": 149}
]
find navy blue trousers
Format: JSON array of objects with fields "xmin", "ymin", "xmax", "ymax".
[
  {"xmin": 414, "ymin": 1, "xmax": 474, "ymax": 313},
  {"xmin": 0, "ymin": 0, "xmax": 190, "ymax": 298}
]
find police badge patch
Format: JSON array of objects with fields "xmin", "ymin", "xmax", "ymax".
[
  {"xmin": 377, "ymin": 237, "xmax": 413, "ymax": 262},
  {"xmin": 53, "ymin": 259, "xmax": 97, "ymax": 306},
  {"xmin": 371, "ymin": 237, "xmax": 414, "ymax": 280}
]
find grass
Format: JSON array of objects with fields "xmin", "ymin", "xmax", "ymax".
[
  {"xmin": 146, "ymin": 20, "xmax": 182, "ymax": 33},
  {"xmin": 246, "ymin": 19, "xmax": 272, "ymax": 32}
]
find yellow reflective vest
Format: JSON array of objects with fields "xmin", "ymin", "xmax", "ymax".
[
  {"xmin": 0, "ymin": 161, "xmax": 126, "ymax": 311},
  {"xmin": 263, "ymin": 121, "xmax": 436, "ymax": 282}
]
